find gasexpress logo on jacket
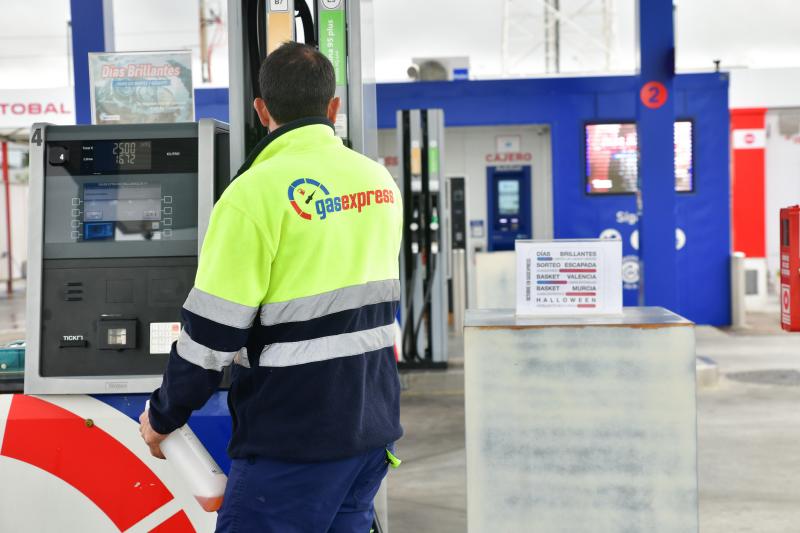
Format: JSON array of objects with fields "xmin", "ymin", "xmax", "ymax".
[{"xmin": 288, "ymin": 178, "xmax": 396, "ymax": 221}]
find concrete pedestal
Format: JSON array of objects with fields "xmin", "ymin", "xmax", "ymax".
[{"xmin": 464, "ymin": 307, "xmax": 697, "ymax": 532}]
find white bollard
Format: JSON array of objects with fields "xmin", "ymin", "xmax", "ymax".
[{"xmin": 731, "ymin": 252, "xmax": 747, "ymax": 328}]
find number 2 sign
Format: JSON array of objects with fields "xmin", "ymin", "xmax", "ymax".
[{"xmin": 640, "ymin": 81, "xmax": 668, "ymax": 109}]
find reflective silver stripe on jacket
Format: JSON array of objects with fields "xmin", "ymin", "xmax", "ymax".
[
  {"xmin": 260, "ymin": 279, "xmax": 400, "ymax": 326},
  {"xmin": 258, "ymin": 324, "xmax": 395, "ymax": 367},
  {"xmin": 176, "ymin": 330, "xmax": 240, "ymax": 371},
  {"xmin": 183, "ymin": 287, "xmax": 257, "ymax": 329}
]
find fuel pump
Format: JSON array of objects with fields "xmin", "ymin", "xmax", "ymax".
[
  {"xmin": 780, "ymin": 205, "xmax": 800, "ymax": 332},
  {"xmin": 446, "ymin": 176, "xmax": 468, "ymax": 332},
  {"xmin": 228, "ymin": 0, "xmax": 377, "ymax": 169},
  {"xmin": 398, "ymin": 109, "xmax": 448, "ymax": 368},
  {"xmin": 25, "ymin": 120, "xmax": 230, "ymax": 394}
]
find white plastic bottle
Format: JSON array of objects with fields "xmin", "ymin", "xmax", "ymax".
[{"xmin": 146, "ymin": 401, "xmax": 228, "ymax": 512}]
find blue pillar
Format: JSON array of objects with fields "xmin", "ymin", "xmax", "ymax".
[
  {"xmin": 70, "ymin": 0, "xmax": 113, "ymax": 124},
  {"xmin": 637, "ymin": 0, "xmax": 678, "ymax": 311}
]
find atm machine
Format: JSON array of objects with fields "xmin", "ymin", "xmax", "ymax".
[
  {"xmin": 25, "ymin": 120, "xmax": 229, "ymax": 394},
  {"xmin": 486, "ymin": 165, "xmax": 532, "ymax": 251}
]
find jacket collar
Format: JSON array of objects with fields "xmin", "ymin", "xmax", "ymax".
[{"xmin": 233, "ymin": 117, "xmax": 335, "ymax": 179}]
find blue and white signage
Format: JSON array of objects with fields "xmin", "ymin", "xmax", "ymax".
[{"xmin": 516, "ymin": 239, "xmax": 623, "ymax": 317}]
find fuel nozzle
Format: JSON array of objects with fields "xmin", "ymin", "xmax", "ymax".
[
  {"xmin": 410, "ymin": 207, "xmax": 420, "ymax": 255},
  {"xmin": 430, "ymin": 206, "xmax": 440, "ymax": 255}
]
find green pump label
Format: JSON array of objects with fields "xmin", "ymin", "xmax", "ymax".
[
  {"xmin": 319, "ymin": 0, "xmax": 348, "ymax": 139},
  {"xmin": 429, "ymin": 143, "xmax": 440, "ymax": 176},
  {"xmin": 319, "ymin": 9, "xmax": 346, "ymax": 87}
]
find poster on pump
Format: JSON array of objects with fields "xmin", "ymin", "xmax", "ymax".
[{"xmin": 89, "ymin": 51, "xmax": 194, "ymax": 125}]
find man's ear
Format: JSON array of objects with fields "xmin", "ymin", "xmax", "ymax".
[
  {"xmin": 327, "ymin": 97, "xmax": 341, "ymax": 124},
  {"xmin": 254, "ymin": 98, "xmax": 272, "ymax": 128}
]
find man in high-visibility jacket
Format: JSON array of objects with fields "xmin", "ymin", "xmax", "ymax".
[{"xmin": 139, "ymin": 42, "xmax": 403, "ymax": 532}]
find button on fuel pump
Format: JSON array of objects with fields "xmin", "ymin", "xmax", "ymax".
[{"xmin": 98, "ymin": 317, "xmax": 138, "ymax": 350}]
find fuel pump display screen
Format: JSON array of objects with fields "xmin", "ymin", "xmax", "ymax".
[
  {"xmin": 585, "ymin": 121, "xmax": 694, "ymax": 194},
  {"xmin": 497, "ymin": 179, "xmax": 520, "ymax": 215},
  {"xmin": 84, "ymin": 183, "xmax": 162, "ymax": 222},
  {"xmin": 82, "ymin": 183, "xmax": 163, "ymax": 241}
]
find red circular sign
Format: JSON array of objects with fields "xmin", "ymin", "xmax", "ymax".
[
  {"xmin": 640, "ymin": 81, "xmax": 668, "ymax": 109},
  {"xmin": 784, "ymin": 290, "xmax": 791, "ymax": 311},
  {"xmin": 745, "ymin": 133, "xmax": 755, "ymax": 144}
]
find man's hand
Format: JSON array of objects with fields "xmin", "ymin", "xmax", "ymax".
[{"xmin": 139, "ymin": 410, "xmax": 168, "ymax": 460}]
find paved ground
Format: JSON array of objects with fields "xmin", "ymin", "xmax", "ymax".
[
  {"xmin": 695, "ymin": 318, "xmax": 800, "ymax": 533},
  {"xmin": 4, "ymin": 289, "xmax": 800, "ymax": 532}
]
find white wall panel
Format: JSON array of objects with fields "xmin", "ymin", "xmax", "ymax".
[{"xmin": 765, "ymin": 109, "xmax": 800, "ymax": 282}]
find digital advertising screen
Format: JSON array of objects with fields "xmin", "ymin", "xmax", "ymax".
[
  {"xmin": 674, "ymin": 120, "xmax": 694, "ymax": 192},
  {"xmin": 585, "ymin": 123, "xmax": 639, "ymax": 194},
  {"xmin": 585, "ymin": 121, "xmax": 694, "ymax": 194}
]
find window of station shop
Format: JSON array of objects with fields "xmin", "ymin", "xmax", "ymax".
[{"xmin": 585, "ymin": 120, "xmax": 694, "ymax": 195}]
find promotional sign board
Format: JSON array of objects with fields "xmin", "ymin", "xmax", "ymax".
[
  {"xmin": 89, "ymin": 51, "xmax": 194, "ymax": 125},
  {"xmin": 516, "ymin": 239, "xmax": 623, "ymax": 317},
  {"xmin": 0, "ymin": 88, "xmax": 75, "ymax": 129}
]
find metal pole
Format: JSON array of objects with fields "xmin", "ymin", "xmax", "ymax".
[
  {"xmin": 199, "ymin": 0, "xmax": 210, "ymax": 83},
  {"xmin": 1, "ymin": 142, "xmax": 12, "ymax": 294},
  {"xmin": 553, "ymin": 0, "xmax": 560, "ymax": 73},
  {"xmin": 501, "ymin": 0, "xmax": 511, "ymax": 76}
]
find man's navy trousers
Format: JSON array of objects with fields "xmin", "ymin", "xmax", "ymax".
[{"xmin": 215, "ymin": 446, "xmax": 389, "ymax": 532}]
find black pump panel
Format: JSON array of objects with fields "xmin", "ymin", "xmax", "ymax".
[
  {"xmin": 40, "ymin": 257, "xmax": 196, "ymax": 377},
  {"xmin": 26, "ymin": 121, "xmax": 230, "ymax": 394}
]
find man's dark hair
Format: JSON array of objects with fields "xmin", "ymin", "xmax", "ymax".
[{"xmin": 258, "ymin": 42, "xmax": 336, "ymax": 124}]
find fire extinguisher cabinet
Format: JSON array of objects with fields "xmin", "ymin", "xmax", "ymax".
[{"xmin": 780, "ymin": 206, "xmax": 800, "ymax": 332}]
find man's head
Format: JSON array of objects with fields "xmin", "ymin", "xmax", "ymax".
[{"xmin": 254, "ymin": 42, "xmax": 339, "ymax": 131}]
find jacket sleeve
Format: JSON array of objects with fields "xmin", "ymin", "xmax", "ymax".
[{"xmin": 148, "ymin": 199, "xmax": 274, "ymax": 434}]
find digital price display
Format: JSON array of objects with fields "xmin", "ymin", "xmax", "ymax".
[
  {"xmin": 585, "ymin": 121, "xmax": 694, "ymax": 194},
  {"xmin": 81, "ymin": 140, "xmax": 153, "ymax": 173},
  {"xmin": 111, "ymin": 141, "xmax": 152, "ymax": 169}
]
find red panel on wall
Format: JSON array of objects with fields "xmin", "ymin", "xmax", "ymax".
[{"xmin": 731, "ymin": 108, "xmax": 767, "ymax": 258}]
